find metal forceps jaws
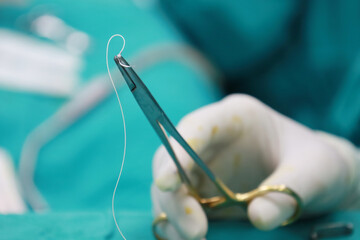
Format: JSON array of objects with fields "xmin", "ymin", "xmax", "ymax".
[{"xmin": 114, "ymin": 55, "xmax": 303, "ymax": 240}]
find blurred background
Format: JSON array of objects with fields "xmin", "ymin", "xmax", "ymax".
[{"xmin": 0, "ymin": 0, "xmax": 359, "ymax": 239}]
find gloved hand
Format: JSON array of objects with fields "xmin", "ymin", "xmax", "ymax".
[{"xmin": 151, "ymin": 94, "xmax": 360, "ymax": 240}]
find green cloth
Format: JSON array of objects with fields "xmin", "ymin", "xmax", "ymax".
[
  {"xmin": 159, "ymin": 0, "xmax": 360, "ymax": 146},
  {"xmin": 1, "ymin": 211, "xmax": 359, "ymax": 239}
]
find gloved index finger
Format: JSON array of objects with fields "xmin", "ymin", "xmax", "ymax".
[
  {"xmin": 176, "ymin": 99, "xmax": 244, "ymax": 152},
  {"xmin": 154, "ymin": 97, "xmax": 245, "ymax": 192}
]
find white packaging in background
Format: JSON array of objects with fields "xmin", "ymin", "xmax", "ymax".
[{"xmin": 0, "ymin": 29, "xmax": 82, "ymax": 97}]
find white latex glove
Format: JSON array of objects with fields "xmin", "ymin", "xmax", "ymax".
[
  {"xmin": 0, "ymin": 148, "xmax": 27, "ymax": 214},
  {"xmin": 151, "ymin": 94, "xmax": 360, "ymax": 240}
]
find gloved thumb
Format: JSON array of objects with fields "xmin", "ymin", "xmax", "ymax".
[{"xmin": 247, "ymin": 139, "xmax": 349, "ymax": 230}]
